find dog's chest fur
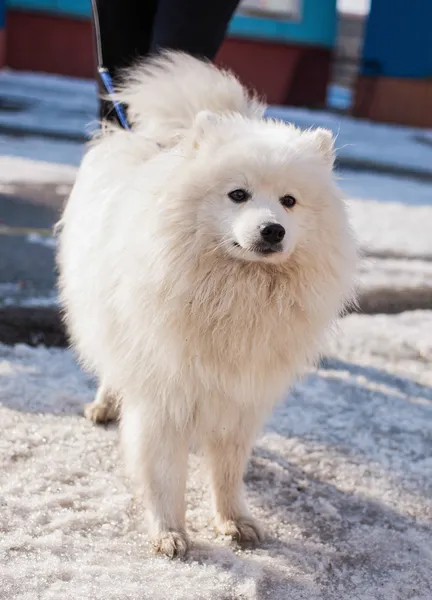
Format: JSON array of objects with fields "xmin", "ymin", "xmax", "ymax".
[{"xmin": 160, "ymin": 257, "xmax": 319, "ymax": 397}]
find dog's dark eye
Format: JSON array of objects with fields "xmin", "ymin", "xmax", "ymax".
[
  {"xmin": 228, "ymin": 189, "xmax": 250, "ymax": 203},
  {"xmin": 280, "ymin": 195, "xmax": 296, "ymax": 209}
]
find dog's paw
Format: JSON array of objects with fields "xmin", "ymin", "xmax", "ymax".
[
  {"xmin": 216, "ymin": 515, "xmax": 264, "ymax": 545},
  {"xmin": 83, "ymin": 400, "xmax": 118, "ymax": 424},
  {"xmin": 152, "ymin": 530, "xmax": 189, "ymax": 559}
]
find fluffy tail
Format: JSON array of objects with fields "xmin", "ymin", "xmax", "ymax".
[{"xmin": 115, "ymin": 52, "xmax": 265, "ymax": 138}]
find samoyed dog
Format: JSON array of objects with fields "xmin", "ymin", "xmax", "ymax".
[{"xmin": 57, "ymin": 52, "xmax": 356, "ymax": 558}]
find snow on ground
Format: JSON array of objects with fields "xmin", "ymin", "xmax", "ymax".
[
  {"xmin": 0, "ymin": 70, "xmax": 94, "ymax": 165},
  {"xmin": 328, "ymin": 311, "xmax": 432, "ymax": 386},
  {"xmin": 0, "ymin": 70, "xmax": 98, "ymax": 139},
  {"xmin": 1, "ymin": 69, "xmax": 432, "ymax": 174},
  {"xmin": 348, "ymin": 198, "xmax": 432, "ymax": 259},
  {"xmin": 0, "ymin": 156, "xmax": 77, "ymax": 188},
  {"xmin": 339, "ymin": 170, "xmax": 432, "ymax": 207},
  {"xmin": 357, "ymin": 257, "xmax": 432, "ymax": 312},
  {"xmin": 344, "ymin": 189, "xmax": 432, "ymax": 309},
  {"xmin": 0, "ymin": 135, "xmax": 84, "ymax": 168},
  {"xmin": 267, "ymin": 106, "xmax": 432, "ymax": 177},
  {"xmin": 1, "ymin": 312, "xmax": 431, "ymax": 599}
]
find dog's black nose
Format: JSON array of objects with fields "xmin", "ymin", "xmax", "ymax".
[{"xmin": 260, "ymin": 223, "xmax": 285, "ymax": 244}]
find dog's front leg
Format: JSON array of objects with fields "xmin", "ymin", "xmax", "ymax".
[
  {"xmin": 121, "ymin": 402, "xmax": 189, "ymax": 558},
  {"xmin": 204, "ymin": 426, "xmax": 263, "ymax": 545}
]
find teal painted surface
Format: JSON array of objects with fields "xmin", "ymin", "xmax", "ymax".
[
  {"xmin": 58, "ymin": 0, "xmax": 89, "ymax": 15},
  {"xmin": 0, "ymin": 0, "xmax": 5, "ymax": 28},
  {"xmin": 7, "ymin": 0, "xmax": 87, "ymax": 16},
  {"xmin": 230, "ymin": 0, "xmax": 337, "ymax": 48},
  {"xmin": 6, "ymin": 0, "xmax": 337, "ymax": 48},
  {"xmin": 7, "ymin": 0, "xmax": 56, "ymax": 11}
]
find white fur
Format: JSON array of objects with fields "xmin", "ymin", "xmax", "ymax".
[{"xmin": 57, "ymin": 52, "xmax": 357, "ymax": 558}]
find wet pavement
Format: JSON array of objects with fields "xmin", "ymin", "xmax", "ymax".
[
  {"xmin": 0, "ymin": 184, "xmax": 68, "ymax": 345},
  {"xmin": 0, "ymin": 187, "xmax": 65, "ymax": 307}
]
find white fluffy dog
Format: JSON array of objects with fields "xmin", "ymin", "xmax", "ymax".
[{"xmin": 57, "ymin": 52, "xmax": 356, "ymax": 558}]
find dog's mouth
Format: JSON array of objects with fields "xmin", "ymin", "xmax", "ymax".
[{"xmin": 232, "ymin": 242, "xmax": 282, "ymax": 255}]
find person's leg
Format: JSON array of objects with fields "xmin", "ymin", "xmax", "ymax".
[
  {"xmin": 151, "ymin": 0, "xmax": 241, "ymax": 60},
  {"xmin": 93, "ymin": 0, "xmax": 241, "ymax": 122},
  {"xmin": 93, "ymin": 0, "xmax": 158, "ymax": 121}
]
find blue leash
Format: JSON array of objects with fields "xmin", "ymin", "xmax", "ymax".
[
  {"xmin": 91, "ymin": 0, "xmax": 131, "ymax": 130},
  {"xmin": 98, "ymin": 67, "xmax": 131, "ymax": 131}
]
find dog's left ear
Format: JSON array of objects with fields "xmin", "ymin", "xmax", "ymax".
[
  {"xmin": 191, "ymin": 110, "xmax": 219, "ymax": 149},
  {"xmin": 308, "ymin": 128, "xmax": 335, "ymax": 167}
]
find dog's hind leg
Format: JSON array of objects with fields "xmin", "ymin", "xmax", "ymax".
[
  {"xmin": 204, "ymin": 424, "xmax": 263, "ymax": 546},
  {"xmin": 84, "ymin": 384, "xmax": 120, "ymax": 424},
  {"xmin": 121, "ymin": 401, "xmax": 189, "ymax": 558}
]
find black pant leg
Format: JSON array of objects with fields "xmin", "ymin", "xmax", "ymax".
[
  {"xmin": 93, "ymin": 0, "xmax": 241, "ymax": 122},
  {"xmin": 151, "ymin": 0, "xmax": 240, "ymax": 60},
  {"xmin": 93, "ymin": 0, "xmax": 158, "ymax": 121}
]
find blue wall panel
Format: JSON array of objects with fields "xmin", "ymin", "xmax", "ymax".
[{"xmin": 362, "ymin": 0, "xmax": 432, "ymax": 79}]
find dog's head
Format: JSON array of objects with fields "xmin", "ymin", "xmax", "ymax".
[{"xmin": 174, "ymin": 112, "xmax": 353, "ymax": 269}]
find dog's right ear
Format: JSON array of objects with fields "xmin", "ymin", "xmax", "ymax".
[{"xmin": 191, "ymin": 110, "xmax": 219, "ymax": 149}]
